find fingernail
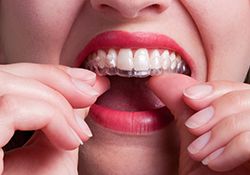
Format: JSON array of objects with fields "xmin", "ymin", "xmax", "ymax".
[
  {"xmin": 75, "ymin": 114, "xmax": 93, "ymax": 137},
  {"xmin": 72, "ymin": 78, "xmax": 99, "ymax": 96},
  {"xmin": 67, "ymin": 68, "xmax": 96, "ymax": 81},
  {"xmin": 70, "ymin": 128, "xmax": 83, "ymax": 145},
  {"xmin": 202, "ymin": 147, "xmax": 225, "ymax": 165},
  {"xmin": 185, "ymin": 106, "xmax": 214, "ymax": 128},
  {"xmin": 188, "ymin": 131, "xmax": 211, "ymax": 154},
  {"xmin": 184, "ymin": 84, "xmax": 213, "ymax": 100}
]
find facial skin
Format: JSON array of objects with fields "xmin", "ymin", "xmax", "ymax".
[{"xmin": 1, "ymin": 0, "xmax": 250, "ymax": 174}]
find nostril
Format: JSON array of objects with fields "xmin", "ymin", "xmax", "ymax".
[
  {"xmin": 97, "ymin": 4, "xmax": 121, "ymax": 15},
  {"xmin": 145, "ymin": 4, "xmax": 166, "ymax": 13},
  {"xmin": 99, "ymin": 4, "xmax": 110, "ymax": 10}
]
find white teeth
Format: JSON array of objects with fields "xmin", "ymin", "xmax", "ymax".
[
  {"xmin": 117, "ymin": 49, "xmax": 134, "ymax": 71},
  {"xmin": 97, "ymin": 50, "xmax": 106, "ymax": 68},
  {"xmin": 134, "ymin": 49, "xmax": 150, "ymax": 71},
  {"xmin": 150, "ymin": 50, "xmax": 161, "ymax": 70},
  {"xmin": 85, "ymin": 48, "xmax": 190, "ymax": 77},
  {"xmin": 170, "ymin": 52, "xmax": 177, "ymax": 70},
  {"xmin": 161, "ymin": 50, "xmax": 170, "ymax": 70},
  {"xmin": 170, "ymin": 52, "xmax": 176, "ymax": 62},
  {"xmin": 106, "ymin": 49, "xmax": 117, "ymax": 68}
]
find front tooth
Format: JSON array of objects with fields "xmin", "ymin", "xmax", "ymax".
[
  {"xmin": 170, "ymin": 52, "xmax": 177, "ymax": 70},
  {"xmin": 97, "ymin": 50, "xmax": 106, "ymax": 68},
  {"xmin": 150, "ymin": 49, "xmax": 161, "ymax": 69},
  {"xmin": 117, "ymin": 49, "xmax": 133, "ymax": 71},
  {"xmin": 161, "ymin": 50, "xmax": 170, "ymax": 70},
  {"xmin": 134, "ymin": 49, "xmax": 150, "ymax": 71},
  {"xmin": 106, "ymin": 49, "xmax": 117, "ymax": 68}
]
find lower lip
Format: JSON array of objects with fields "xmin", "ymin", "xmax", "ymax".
[{"xmin": 89, "ymin": 104, "xmax": 174, "ymax": 134}]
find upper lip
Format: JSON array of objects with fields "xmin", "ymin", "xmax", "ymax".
[{"xmin": 75, "ymin": 31, "xmax": 196, "ymax": 77}]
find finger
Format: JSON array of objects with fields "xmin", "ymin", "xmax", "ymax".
[
  {"xmin": 57, "ymin": 65, "xmax": 96, "ymax": 86},
  {"xmin": 0, "ymin": 95, "xmax": 83, "ymax": 150},
  {"xmin": 187, "ymin": 110, "xmax": 250, "ymax": 161},
  {"xmin": 203, "ymin": 131, "xmax": 250, "ymax": 172},
  {"xmin": 183, "ymin": 80, "xmax": 250, "ymax": 110},
  {"xmin": 148, "ymin": 73, "xmax": 199, "ymax": 168},
  {"xmin": 0, "ymin": 63, "xmax": 106, "ymax": 107},
  {"xmin": 0, "ymin": 63, "xmax": 96, "ymax": 85},
  {"xmin": 93, "ymin": 75, "xmax": 110, "ymax": 95},
  {"xmin": 0, "ymin": 72, "xmax": 93, "ymax": 143},
  {"xmin": 148, "ymin": 73, "xmax": 198, "ymax": 118},
  {"xmin": 185, "ymin": 90, "xmax": 250, "ymax": 135},
  {"xmin": 74, "ymin": 108, "xmax": 90, "ymax": 120}
]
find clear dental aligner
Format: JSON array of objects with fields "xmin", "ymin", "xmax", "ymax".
[{"xmin": 84, "ymin": 48, "xmax": 191, "ymax": 78}]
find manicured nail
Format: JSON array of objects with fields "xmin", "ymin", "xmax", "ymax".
[
  {"xmin": 184, "ymin": 84, "xmax": 213, "ymax": 100},
  {"xmin": 67, "ymin": 68, "xmax": 96, "ymax": 81},
  {"xmin": 202, "ymin": 147, "xmax": 225, "ymax": 165},
  {"xmin": 70, "ymin": 128, "xmax": 83, "ymax": 145},
  {"xmin": 72, "ymin": 78, "xmax": 99, "ymax": 96},
  {"xmin": 185, "ymin": 106, "xmax": 214, "ymax": 128},
  {"xmin": 75, "ymin": 114, "xmax": 93, "ymax": 137},
  {"xmin": 188, "ymin": 131, "xmax": 211, "ymax": 154}
]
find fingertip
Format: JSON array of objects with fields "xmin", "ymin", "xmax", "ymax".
[
  {"xmin": 74, "ymin": 108, "xmax": 90, "ymax": 119},
  {"xmin": 204, "ymin": 148, "xmax": 237, "ymax": 172},
  {"xmin": 184, "ymin": 106, "xmax": 214, "ymax": 131},
  {"xmin": 66, "ymin": 67, "xmax": 96, "ymax": 83},
  {"xmin": 93, "ymin": 75, "xmax": 110, "ymax": 95},
  {"xmin": 74, "ymin": 113, "xmax": 93, "ymax": 138},
  {"xmin": 43, "ymin": 125, "xmax": 82, "ymax": 151},
  {"xmin": 183, "ymin": 84, "xmax": 213, "ymax": 100}
]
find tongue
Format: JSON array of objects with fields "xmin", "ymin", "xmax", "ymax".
[{"xmin": 96, "ymin": 76, "xmax": 164, "ymax": 111}]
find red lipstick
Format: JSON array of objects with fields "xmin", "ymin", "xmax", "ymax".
[{"xmin": 90, "ymin": 104, "xmax": 173, "ymax": 134}]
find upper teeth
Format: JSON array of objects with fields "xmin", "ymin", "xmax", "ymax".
[{"xmin": 85, "ymin": 48, "xmax": 190, "ymax": 77}]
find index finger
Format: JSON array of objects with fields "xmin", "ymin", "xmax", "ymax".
[{"xmin": 0, "ymin": 63, "xmax": 109, "ymax": 108}]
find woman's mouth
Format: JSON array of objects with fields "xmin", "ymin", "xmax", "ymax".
[{"xmin": 76, "ymin": 31, "xmax": 194, "ymax": 135}]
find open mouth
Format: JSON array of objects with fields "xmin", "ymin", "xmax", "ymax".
[
  {"xmin": 77, "ymin": 31, "xmax": 194, "ymax": 135},
  {"xmin": 84, "ymin": 48, "xmax": 190, "ymax": 78}
]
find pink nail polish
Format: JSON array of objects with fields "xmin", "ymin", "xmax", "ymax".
[
  {"xmin": 202, "ymin": 147, "xmax": 225, "ymax": 165},
  {"xmin": 70, "ymin": 128, "xmax": 84, "ymax": 145},
  {"xmin": 75, "ymin": 114, "xmax": 93, "ymax": 137},
  {"xmin": 184, "ymin": 84, "xmax": 213, "ymax": 100},
  {"xmin": 188, "ymin": 131, "xmax": 211, "ymax": 154},
  {"xmin": 185, "ymin": 106, "xmax": 214, "ymax": 128},
  {"xmin": 67, "ymin": 68, "xmax": 96, "ymax": 81}
]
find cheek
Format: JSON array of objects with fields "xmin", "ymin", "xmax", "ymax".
[
  {"xmin": 0, "ymin": 0, "xmax": 84, "ymax": 63},
  {"xmin": 181, "ymin": 0, "xmax": 250, "ymax": 81}
]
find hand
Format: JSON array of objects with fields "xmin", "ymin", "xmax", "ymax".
[
  {"xmin": 184, "ymin": 79, "xmax": 250, "ymax": 171},
  {"xmin": 0, "ymin": 63, "xmax": 109, "ymax": 175},
  {"xmin": 148, "ymin": 73, "xmax": 250, "ymax": 175}
]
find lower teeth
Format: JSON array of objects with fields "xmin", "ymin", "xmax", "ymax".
[{"xmin": 85, "ymin": 62, "xmax": 190, "ymax": 78}]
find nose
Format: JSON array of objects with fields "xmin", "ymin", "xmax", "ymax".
[{"xmin": 90, "ymin": 0, "xmax": 171, "ymax": 18}]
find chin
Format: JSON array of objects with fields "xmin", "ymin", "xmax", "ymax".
[{"xmin": 78, "ymin": 117, "xmax": 179, "ymax": 175}]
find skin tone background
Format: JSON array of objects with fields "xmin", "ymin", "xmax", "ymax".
[{"xmin": 0, "ymin": 0, "xmax": 250, "ymax": 174}]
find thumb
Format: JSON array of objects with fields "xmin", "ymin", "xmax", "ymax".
[{"xmin": 148, "ymin": 73, "xmax": 200, "ymax": 172}]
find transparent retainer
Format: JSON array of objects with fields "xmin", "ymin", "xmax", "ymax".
[{"xmin": 84, "ymin": 59, "xmax": 191, "ymax": 78}]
